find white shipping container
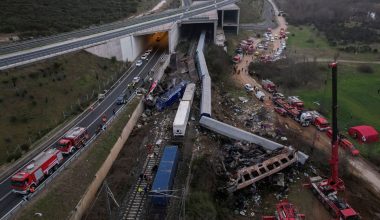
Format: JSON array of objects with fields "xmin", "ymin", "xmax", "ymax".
[
  {"xmin": 173, "ymin": 101, "xmax": 191, "ymax": 136},
  {"xmin": 182, "ymin": 83, "xmax": 196, "ymax": 105}
]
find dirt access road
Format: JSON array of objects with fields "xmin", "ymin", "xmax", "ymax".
[{"xmin": 231, "ymin": 0, "xmax": 380, "ymax": 198}]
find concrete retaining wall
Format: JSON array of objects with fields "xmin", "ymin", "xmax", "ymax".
[
  {"xmin": 86, "ymin": 35, "xmax": 146, "ymax": 62},
  {"xmin": 85, "ymin": 38, "xmax": 124, "ymax": 61},
  {"xmin": 69, "ymin": 99, "xmax": 144, "ymax": 220}
]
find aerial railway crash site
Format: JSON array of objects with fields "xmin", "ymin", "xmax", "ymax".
[
  {"xmin": 3, "ymin": 4, "xmax": 380, "ymax": 220},
  {"xmin": 14, "ymin": 29, "xmax": 380, "ymax": 219}
]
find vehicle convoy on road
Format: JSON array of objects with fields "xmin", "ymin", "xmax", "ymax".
[
  {"xmin": 56, "ymin": 127, "xmax": 89, "ymax": 155},
  {"xmin": 11, "ymin": 149, "xmax": 64, "ymax": 194}
]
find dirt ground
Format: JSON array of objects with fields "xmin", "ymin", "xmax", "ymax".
[{"xmin": 228, "ymin": 14, "xmax": 380, "ymax": 218}]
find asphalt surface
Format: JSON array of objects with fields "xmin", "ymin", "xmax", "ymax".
[
  {"xmin": 0, "ymin": 49, "xmax": 164, "ymax": 219},
  {"xmin": 0, "ymin": 0, "xmax": 237, "ymax": 70}
]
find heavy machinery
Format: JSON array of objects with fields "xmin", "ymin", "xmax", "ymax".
[
  {"xmin": 308, "ymin": 62, "xmax": 360, "ymax": 220},
  {"xmin": 56, "ymin": 127, "xmax": 89, "ymax": 155},
  {"xmin": 262, "ymin": 200, "xmax": 305, "ymax": 220},
  {"xmin": 11, "ymin": 149, "xmax": 63, "ymax": 194}
]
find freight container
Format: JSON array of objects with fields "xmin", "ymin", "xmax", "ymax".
[
  {"xmin": 150, "ymin": 146, "xmax": 179, "ymax": 206},
  {"xmin": 173, "ymin": 101, "xmax": 191, "ymax": 136}
]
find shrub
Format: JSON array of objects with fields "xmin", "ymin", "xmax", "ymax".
[
  {"xmin": 20, "ymin": 143, "xmax": 29, "ymax": 151},
  {"xmin": 357, "ymin": 64, "xmax": 374, "ymax": 74},
  {"xmin": 9, "ymin": 116, "xmax": 17, "ymax": 123}
]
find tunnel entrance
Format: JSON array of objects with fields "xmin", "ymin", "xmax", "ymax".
[
  {"xmin": 180, "ymin": 23, "xmax": 215, "ymax": 42},
  {"xmin": 134, "ymin": 31, "xmax": 169, "ymax": 52}
]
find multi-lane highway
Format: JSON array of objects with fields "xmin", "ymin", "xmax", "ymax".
[
  {"xmin": 0, "ymin": 0, "xmax": 237, "ymax": 70},
  {"xmin": 0, "ymin": 48, "xmax": 165, "ymax": 219}
]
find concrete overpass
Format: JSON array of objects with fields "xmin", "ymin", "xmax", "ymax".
[{"xmin": 0, "ymin": 0, "xmax": 240, "ymax": 70}]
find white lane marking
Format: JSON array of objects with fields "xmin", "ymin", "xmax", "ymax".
[
  {"xmin": 87, "ymin": 49, "xmax": 159, "ymax": 129},
  {"xmin": 0, "ymin": 52, "xmax": 151, "ymax": 185},
  {"xmin": 0, "ymin": 191, "xmax": 11, "ymax": 203}
]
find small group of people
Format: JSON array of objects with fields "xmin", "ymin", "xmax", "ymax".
[{"xmin": 137, "ymin": 173, "xmax": 153, "ymax": 194}]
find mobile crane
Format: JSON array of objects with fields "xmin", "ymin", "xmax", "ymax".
[{"xmin": 308, "ymin": 62, "xmax": 360, "ymax": 220}]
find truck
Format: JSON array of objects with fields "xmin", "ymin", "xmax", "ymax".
[
  {"xmin": 11, "ymin": 149, "xmax": 64, "ymax": 194},
  {"xmin": 156, "ymin": 81, "xmax": 187, "ymax": 111},
  {"xmin": 262, "ymin": 79, "xmax": 277, "ymax": 93},
  {"xmin": 273, "ymin": 97, "xmax": 311, "ymax": 126},
  {"xmin": 294, "ymin": 111, "xmax": 312, "ymax": 127},
  {"xmin": 150, "ymin": 146, "xmax": 179, "ymax": 206},
  {"xmin": 247, "ymin": 44, "xmax": 255, "ymax": 55},
  {"xmin": 173, "ymin": 101, "xmax": 191, "ymax": 137},
  {"xmin": 325, "ymin": 129, "xmax": 360, "ymax": 156},
  {"xmin": 262, "ymin": 200, "xmax": 305, "ymax": 220},
  {"xmin": 57, "ymin": 127, "xmax": 89, "ymax": 155},
  {"xmin": 255, "ymin": 90, "xmax": 265, "ymax": 101},
  {"xmin": 232, "ymin": 54, "xmax": 243, "ymax": 64},
  {"xmin": 309, "ymin": 176, "xmax": 361, "ymax": 220},
  {"xmin": 309, "ymin": 111, "xmax": 330, "ymax": 131},
  {"xmin": 287, "ymin": 96, "xmax": 304, "ymax": 110}
]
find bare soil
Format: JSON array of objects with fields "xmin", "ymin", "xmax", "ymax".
[{"xmin": 230, "ymin": 19, "xmax": 380, "ymax": 218}]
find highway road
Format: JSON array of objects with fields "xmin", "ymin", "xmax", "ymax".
[
  {"xmin": 0, "ymin": 0, "xmax": 237, "ymax": 70},
  {"xmin": 0, "ymin": 48, "xmax": 165, "ymax": 219}
]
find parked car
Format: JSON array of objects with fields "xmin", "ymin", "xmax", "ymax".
[
  {"xmin": 244, "ymin": 84, "xmax": 254, "ymax": 92},
  {"xmin": 132, "ymin": 76, "xmax": 141, "ymax": 85},
  {"xmin": 136, "ymin": 60, "xmax": 143, "ymax": 67},
  {"xmin": 116, "ymin": 93, "xmax": 128, "ymax": 105},
  {"xmin": 141, "ymin": 52, "xmax": 149, "ymax": 60}
]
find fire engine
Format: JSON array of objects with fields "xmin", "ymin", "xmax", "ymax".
[
  {"xmin": 57, "ymin": 127, "xmax": 89, "ymax": 155},
  {"xmin": 287, "ymin": 96, "xmax": 304, "ymax": 110},
  {"xmin": 11, "ymin": 149, "xmax": 63, "ymax": 194},
  {"xmin": 262, "ymin": 200, "xmax": 305, "ymax": 220}
]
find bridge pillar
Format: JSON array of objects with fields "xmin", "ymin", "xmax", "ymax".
[{"xmin": 169, "ymin": 23, "xmax": 179, "ymax": 53}]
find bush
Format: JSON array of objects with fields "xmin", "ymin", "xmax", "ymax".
[
  {"xmin": 357, "ymin": 64, "xmax": 374, "ymax": 74},
  {"xmin": 6, "ymin": 151, "xmax": 22, "ymax": 163},
  {"xmin": 20, "ymin": 143, "xmax": 30, "ymax": 151},
  {"xmin": 9, "ymin": 116, "xmax": 17, "ymax": 123}
]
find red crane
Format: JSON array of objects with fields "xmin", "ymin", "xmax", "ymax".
[{"xmin": 308, "ymin": 62, "xmax": 360, "ymax": 220}]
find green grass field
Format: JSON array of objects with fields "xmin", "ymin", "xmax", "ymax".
[
  {"xmin": 0, "ymin": 52, "xmax": 125, "ymax": 166},
  {"xmin": 287, "ymin": 26, "xmax": 380, "ymax": 61},
  {"xmin": 294, "ymin": 63, "xmax": 380, "ymax": 164}
]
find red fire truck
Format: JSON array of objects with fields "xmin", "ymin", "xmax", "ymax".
[
  {"xmin": 287, "ymin": 96, "xmax": 304, "ymax": 110},
  {"xmin": 11, "ymin": 149, "xmax": 63, "ymax": 194},
  {"xmin": 57, "ymin": 127, "xmax": 89, "ymax": 155},
  {"xmin": 262, "ymin": 200, "xmax": 305, "ymax": 220}
]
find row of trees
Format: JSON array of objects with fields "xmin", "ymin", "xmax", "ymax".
[
  {"xmin": 0, "ymin": 0, "xmax": 140, "ymax": 38},
  {"xmin": 275, "ymin": 0, "xmax": 380, "ymax": 44}
]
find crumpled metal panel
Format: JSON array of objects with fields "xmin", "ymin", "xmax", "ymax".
[{"xmin": 199, "ymin": 116, "xmax": 283, "ymax": 151}]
